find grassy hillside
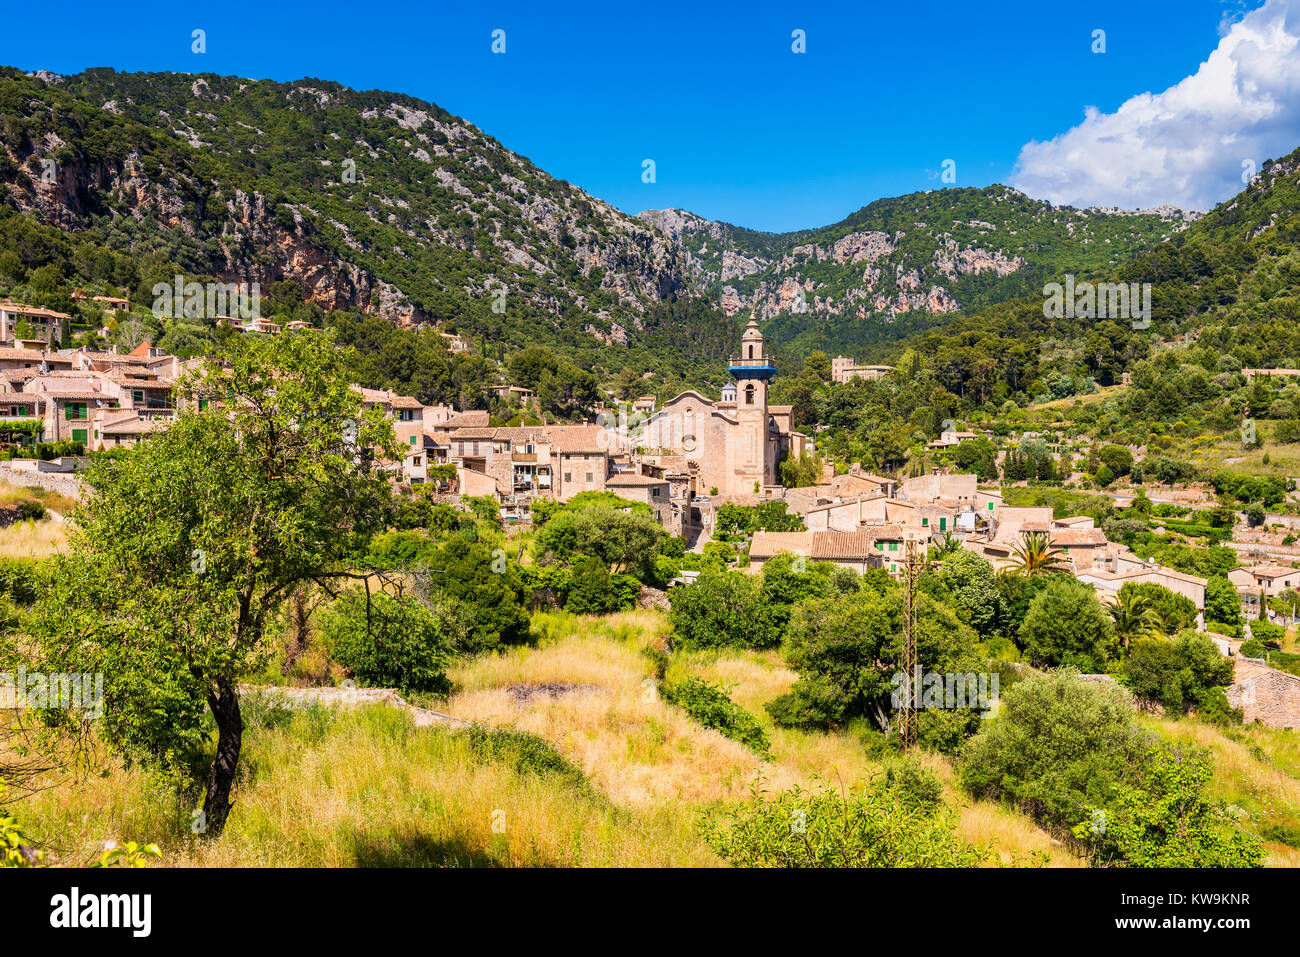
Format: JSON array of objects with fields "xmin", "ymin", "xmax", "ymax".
[{"xmin": 10, "ymin": 607, "xmax": 1296, "ymax": 867}]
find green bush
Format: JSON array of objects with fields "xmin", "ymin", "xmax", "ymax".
[
  {"xmin": 698, "ymin": 774, "xmax": 989, "ymax": 868},
  {"xmin": 459, "ymin": 725, "xmax": 590, "ymax": 793},
  {"xmin": 662, "ymin": 677, "xmax": 771, "ymax": 757},
  {"xmin": 1239, "ymin": 638, "xmax": 1265, "ymax": 659},
  {"xmin": 1073, "ymin": 746, "xmax": 1263, "ymax": 868},
  {"xmin": 421, "ymin": 537, "xmax": 532, "ymax": 652},
  {"xmin": 958, "ymin": 673, "xmax": 1148, "ymax": 830},
  {"xmin": 321, "ymin": 590, "xmax": 452, "ymax": 694},
  {"xmin": 1122, "ymin": 631, "xmax": 1235, "ymax": 716},
  {"xmin": 0, "ymin": 557, "xmax": 41, "ymax": 605},
  {"xmin": 15, "ymin": 501, "xmax": 45, "ymax": 521},
  {"xmin": 667, "ymin": 569, "xmax": 779, "ymax": 650},
  {"xmin": 1259, "ymin": 821, "xmax": 1300, "ymax": 848},
  {"xmin": 1018, "ymin": 576, "xmax": 1114, "ymax": 671},
  {"xmin": 1249, "ymin": 618, "xmax": 1285, "ymax": 646}
]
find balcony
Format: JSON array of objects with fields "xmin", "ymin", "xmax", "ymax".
[{"xmin": 727, "ymin": 356, "xmax": 777, "ymax": 379}]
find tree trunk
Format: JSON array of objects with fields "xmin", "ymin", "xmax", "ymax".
[
  {"xmin": 280, "ymin": 587, "xmax": 311, "ymax": 675},
  {"xmin": 203, "ymin": 685, "xmax": 242, "ymax": 837}
]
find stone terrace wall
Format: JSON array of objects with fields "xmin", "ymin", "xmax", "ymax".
[{"xmin": 1227, "ymin": 659, "xmax": 1300, "ymax": 730}]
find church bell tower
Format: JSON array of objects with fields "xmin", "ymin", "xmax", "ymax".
[{"xmin": 729, "ymin": 319, "xmax": 775, "ymax": 490}]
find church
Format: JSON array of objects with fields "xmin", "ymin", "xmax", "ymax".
[{"xmin": 636, "ymin": 319, "xmax": 808, "ymax": 498}]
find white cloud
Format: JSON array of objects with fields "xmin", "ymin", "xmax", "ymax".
[{"xmin": 1010, "ymin": 0, "xmax": 1300, "ymax": 211}]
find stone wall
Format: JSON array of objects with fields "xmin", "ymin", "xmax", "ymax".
[
  {"xmin": 1227, "ymin": 659, "xmax": 1300, "ymax": 730},
  {"xmin": 0, "ymin": 464, "xmax": 84, "ymax": 501}
]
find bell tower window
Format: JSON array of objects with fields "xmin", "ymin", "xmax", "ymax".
[{"xmin": 745, "ymin": 384, "xmax": 755, "ymax": 405}]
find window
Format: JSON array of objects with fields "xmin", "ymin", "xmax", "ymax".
[
  {"xmin": 921, "ymin": 517, "xmax": 928, "ymax": 527},
  {"xmin": 564, "ymin": 472, "xmax": 572, "ymax": 483},
  {"xmin": 409, "ymin": 435, "xmax": 417, "ymax": 445},
  {"xmin": 888, "ymin": 542, "xmax": 898, "ymax": 551},
  {"xmin": 939, "ymin": 517, "xmax": 946, "ymax": 531},
  {"xmin": 65, "ymin": 403, "xmax": 86, "ymax": 420},
  {"xmin": 988, "ymin": 502, "xmax": 994, "ymax": 510},
  {"xmin": 747, "ymin": 344, "xmax": 754, "ymax": 359},
  {"xmin": 132, "ymin": 390, "xmax": 144, "ymax": 403},
  {"xmin": 652, "ymin": 487, "xmax": 662, "ymax": 498},
  {"xmin": 198, "ymin": 399, "xmax": 208, "ymax": 411},
  {"xmin": 745, "ymin": 384, "xmax": 755, "ymax": 405},
  {"xmin": 398, "ymin": 410, "xmax": 415, "ymax": 421},
  {"xmin": 585, "ymin": 472, "xmax": 594, "ymax": 483},
  {"xmin": 71, "ymin": 429, "xmax": 87, "ymax": 443}
]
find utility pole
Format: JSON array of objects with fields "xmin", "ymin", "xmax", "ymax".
[{"xmin": 899, "ymin": 539, "xmax": 933, "ymax": 751}]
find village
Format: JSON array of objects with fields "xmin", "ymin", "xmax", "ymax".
[{"xmin": 0, "ymin": 298, "xmax": 1293, "ymax": 730}]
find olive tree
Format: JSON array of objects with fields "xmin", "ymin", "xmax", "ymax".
[{"xmin": 28, "ymin": 331, "xmax": 398, "ymax": 835}]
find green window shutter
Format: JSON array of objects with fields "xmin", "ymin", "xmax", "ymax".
[
  {"xmin": 71, "ymin": 429, "xmax": 87, "ymax": 443},
  {"xmin": 921, "ymin": 517, "xmax": 928, "ymax": 526},
  {"xmin": 939, "ymin": 517, "xmax": 947, "ymax": 530},
  {"xmin": 409, "ymin": 435, "xmax": 417, "ymax": 445}
]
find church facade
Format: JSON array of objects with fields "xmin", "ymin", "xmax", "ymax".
[{"xmin": 637, "ymin": 319, "xmax": 806, "ymax": 498}]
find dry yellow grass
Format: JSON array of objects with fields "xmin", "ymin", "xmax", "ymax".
[
  {"xmin": 448, "ymin": 609, "xmax": 1075, "ymax": 866},
  {"xmin": 0, "ymin": 479, "xmax": 79, "ymax": 514},
  {"xmin": 0, "ymin": 518, "xmax": 67, "ymax": 558},
  {"xmin": 16, "ymin": 706, "xmax": 719, "ymax": 867},
  {"xmin": 33, "ymin": 607, "xmax": 1293, "ymax": 869}
]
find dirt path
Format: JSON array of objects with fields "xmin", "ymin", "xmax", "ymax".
[{"xmin": 239, "ymin": 684, "xmax": 469, "ymax": 729}]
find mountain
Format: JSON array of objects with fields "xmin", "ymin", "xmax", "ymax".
[
  {"xmin": 641, "ymin": 189, "xmax": 1195, "ymax": 356},
  {"xmin": 0, "ymin": 65, "xmax": 1203, "ymax": 391},
  {"xmin": 0, "ymin": 66, "xmax": 737, "ymax": 384},
  {"xmin": 871, "ymin": 144, "xmax": 1300, "ymax": 411}
]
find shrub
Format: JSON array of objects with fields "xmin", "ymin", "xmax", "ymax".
[
  {"xmin": 1249, "ymin": 619, "xmax": 1284, "ymax": 646},
  {"xmin": 15, "ymin": 501, "xmax": 44, "ymax": 521},
  {"xmin": 1122, "ymin": 631, "xmax": 1236, "ymax": 716},
  {"xmin": 1118, "ymin": 581, "xmax": 1196, "ymax": 634},
  {"xmin": 1260, "ymin": 821, "xmax": 1300, "ymax": 848},
  {"xmin": 459, "ymin": 725, "xmax": 589, "ymax": 793},
  {"xmin": 321, "ymin": 590, "xmax": 452, "ymax": 694},
  {"xmin": 766, "ymin": 588, "xmax": 979, "ymax": 735},
  {"xmin": 958, "ymin": 673, "xmax": 1149, "ymax": 830},
  {"xmin": 667, "ymin": 569, "xmax": 779, "ymax": 650},
  {"xmin": 565, "ymin": 555, "xmax": 616, "ymax": 614},
  {"xmin": 1073, "ymin": 746, "xmax": 1263, "ymax": 868},
  {"xmin": 698, "ymin": 775, "xmax": 989, "ymax": 868},
  {"xmin": 662, "ymin": 677, "xmax": 771, "ymax": 757},
  {"xmin": 1239, "ymin": 638, "xmax": 1265, "ymax": 659},
  {"xmin": 0, "ymin": 557, "xmax": 41, "ymax": 605},
  {"xmin": 420, "ymin": 537, "xmax": 531, "ymax": 652},
  {"xmin": 1018, "ymin": 576, "xmax": 1114, "ymax": 671},
  {"xmin": 881, "ymin": 758, "xmax": 945, "ymax": 814}
]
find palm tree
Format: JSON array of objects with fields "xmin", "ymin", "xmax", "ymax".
[
  {"xmin": 928, "ymin": 531, "xmax": 962, "ymax": 561},
  {"xmin": 1007, "ymin": 530, "xmax": 1070, "ymax": 576},
  {"xmin": 1107, "ymin": 590, "xmax": 1166, "ymax": 655}
]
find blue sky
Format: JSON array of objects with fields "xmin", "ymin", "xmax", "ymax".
[{"xmin": 0, "ymin": 0, "xmax": 1293, "ymax": 231}]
